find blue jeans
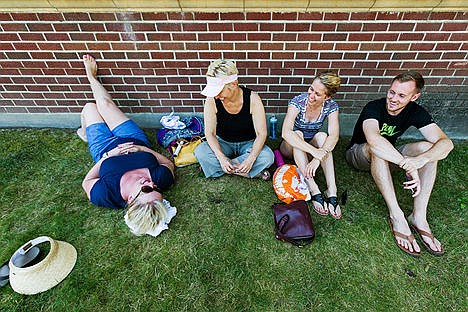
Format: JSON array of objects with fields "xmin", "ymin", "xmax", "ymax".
[
  {"xmin": 86, "ymin": 120, "xmax": 150, "ymax": 163},
  {"xmin": 194, "ymin": 137, "xmax": 274, "ymax": 178}
]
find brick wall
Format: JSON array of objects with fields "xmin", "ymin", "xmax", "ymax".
[{"xmin": 0, "ymin": 11, "xmax": 467, "ymax": 131}]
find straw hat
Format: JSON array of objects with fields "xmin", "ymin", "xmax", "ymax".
[{"xmin": 9, "ymin": 236, "xmax": 77, "ymax": 295}]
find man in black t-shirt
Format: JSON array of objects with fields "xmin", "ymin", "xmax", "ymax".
[{"xmin": 346, "ymin": 71, "xmax": 453, "ymax": 257}]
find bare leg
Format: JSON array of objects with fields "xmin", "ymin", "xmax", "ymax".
[
  {"xmin": 401, "ymin": 142, "xmax": 443, "ymax": 253},
  {"xmin": 370, "ymin": 151, "xmax": 420, "ymax": 253},
  {"xmin": 311, "ymin": 132, "xmax": 341, "ymax": 217},
  {"xmin": 83, "ymin": 54, "xmax": 129, "ymax": 130}
]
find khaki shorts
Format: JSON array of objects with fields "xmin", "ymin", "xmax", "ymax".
[{"xmin": 345, "ymin": 143, "xmax": 408, "ymax": 171}]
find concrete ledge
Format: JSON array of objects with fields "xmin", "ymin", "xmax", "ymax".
[
  {"xmin": 0, "ymin": 0, "xmax": 466, "ymax": 12},
  {"xmin": 1, "ymin": 113, "xmax": 465, "ymax": 139}
]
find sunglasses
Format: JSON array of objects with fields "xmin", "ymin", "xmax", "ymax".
[{"xmin": 127, "ymin": 185, "xmax": 163, "ymax": 207}]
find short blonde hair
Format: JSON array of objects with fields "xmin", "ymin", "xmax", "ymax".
[
  {"xmin": 206, "ymin": 59, "xmax": 238, "ymax": 78},
  {"xmin": 314, "ymin": 72, "xmax": 341, "ymax": 97},
  {"xmin": 125, "ymin": 200, "xmax": 168, "ymax": 236}
]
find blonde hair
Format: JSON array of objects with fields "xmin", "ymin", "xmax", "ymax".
[
  {"xmin": 125, "ymin": 200, "xmax": 168, "ymax": 236},
  {"xmin": 314, "ymin": 72, "xmax": 341, "ymax": 97},
  {"xmin": 205, "ymin": 59, "xmax": 238, "ymax": 78}
]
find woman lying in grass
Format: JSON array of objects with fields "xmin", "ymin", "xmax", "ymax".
[{"xmin": 77, "ymin": 54, "xmax": 175, "ymax": 237}]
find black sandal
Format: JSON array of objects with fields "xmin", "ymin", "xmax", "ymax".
[
  {"xmin": 325, "ymin": 195, "xmax": 342, "ymax": 219},
  {"xmin": 310, "ymin": 193, "xmax": 328, "ymax": 216}
]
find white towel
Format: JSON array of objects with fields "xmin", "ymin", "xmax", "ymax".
[
  {"xmin": 160, "ymin": 112, "xmax": 186, "ymax": 130},
  {"xmin": 124, "ymin": 199, "xmax": 177, "ymax": 237}
]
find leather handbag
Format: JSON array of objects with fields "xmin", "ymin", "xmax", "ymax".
[
  {"xmin": 170, "ymin": 137, "xmax": 203, "ymax": 167},
  {"xmin": 272, "ymin": 200, "xmax": 315, "ymax": 247}
]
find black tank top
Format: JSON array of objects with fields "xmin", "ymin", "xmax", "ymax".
[{"xmin": 215, "ymin": 86, "xmax": 256, "ymax": 142}]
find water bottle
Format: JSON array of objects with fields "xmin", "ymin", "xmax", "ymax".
[{"xmin": 269, "ymin": 115, "xmax": 277, "ymax": 139}]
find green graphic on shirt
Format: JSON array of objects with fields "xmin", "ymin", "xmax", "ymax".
[{"xmin": 380, "ymin": 123, "xmax": 399, "ymax": 136}]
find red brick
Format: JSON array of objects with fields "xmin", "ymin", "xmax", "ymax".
[
  {"xmin": 311, "ymin": 23, "xmax": 335, "ymax": 31},
  {"xmin": 45, "ymin": 33, "xmax": 70, "ymax": 41},
  {"xmin": 193, "ymin": 12, "xmax": 219, "ymax": 20},
  {"xmin": 169, "ymin": 12, "xmax": 195, "ymax": 20},
  {"xmin": 450, "ymin": 33, "xmax": 468, "ymax": 41},
  {"xmin": 146, "ymin": 33, "xmax": 171, "ymax": 41},
  {"xmin": 85, "ymin": 42, "xmax": 111, "ymax": 51},
  {"xmin": 350, "ymin": 12, "xmax": 377, "ymax": 20},
  {"xmin": 0, "ymin": 60, "xmax": 22, "ymax": 68},
  {"xmin": 185, "ymin": 43, "xmax": 209, "ymax": 50},
  {"xmin": 126, "ymin": 52, "xmax": 150, "ymax": 59},
  {"xmin": 427, "ymin": 61, "xmax": 450, "ymax": 68},
  {"xmin": 208, "ymin": 23, "xmax": 232, "ymax": 31},
  {"xmin": 248, "ymin": 33, "xmax": 271, "ymax": 41},
  {"xmin": 182, "ymin": 23, "xmax": 207, "ymax": 31},
  {"xmin": 373, "ymin": 33, "xmax": 398, "ymax": 41},
  {"xmin": 121, "ymin": 33, "xmax": 145, "ymax": 41},
  {"xmin": 234, "ymin": 42, "xmax": 257, "ymax": 50},
  {"xmin": 259, "ymin": 23, "xmax": 284, "ymax": 31},
  {"xmin": 285, "ymin": 42, "xmax": 308, "ymax": 50},
  {"xmin": 309, "ymin": 43, "xmax": 334, "ymax": 50},
  {"xmin": 442, "ymin": 52, "xmax": 467, "ymax": 59},
  {"xmin": 401, "ymin": 61, "xmax": 426, "ymax": 69},
  {"xmin": 63, "ymin": 13, "xmax": 90, "ymax": 21},
  {"xmin": 79, "ymin": 23, "xmax": 105, "ymax": 32},
  {"xmin": 436, "ymin": 43, "xmax": 462, "ymax": 50},
  {"xmin": 337, "ymin": 23, "xmax": 363, "ymax": 31},
  {"xmin": 89, "ymin": 13, "xmax": 116, "ymax": 21},
  {"xmin": 360, "ymin": 43, "xmax": 385, "ymax": 51},
  {"xmin": 0, "ymin": 14, "xmax": 11, "ymax": 21},
  {"xmin": 362, "ymin": 23, "xmax": 388, "ymax": 31},
  {"xmin": 164, "ymin": 61, "xmax": 188, "ymax": 68},
  {"xmin": 209, "ymin": 42, "xmax": 233, "ymax": 50},
  {"xmin": 411, "ymin": 43, "xmax": 436, "ymax": 51},
  {"xmin": 325, "ymin": 12, "xmax": 350, "ymax": 21},
  {"xmin": 47, "ymin": 61, "xmax": 72, "ymax": 68},
  {"xmin": 377, "ymin": 61, "xmax": 401, "ymax": 69},
  {"xmin": 2, "ymin": 23, "xmax": 27, "ymax": 31},
  {"xmin": 285, "ymin": 23, "xmax": 310, "ymax": 31},
  {"xmin": 29, "ymin": 51, "xmax": 52, "ymax": 59},
  {"xmin": 223, "ymin": 52, "xmax": 246, "ymax": 59},
  {"xmin": 53, "ymin": 23, "xmax": 80, "ymax": 31},
  {"xmin": 389, "ymin": 23, "xmax": 415, "ymax": 31},
  {"xmin": 415, "ymin": 23, "xmax": 441, "ymax": 31},
  {"xmin": 273, "ymin": 33, "xmax": 297, "ymax": 41},
  {"xmin": 246, "ymin": 12, "xmax": 271, "ymax": 20},
  {"xmin": 454, "ymin": 12, "xmax": 467, "ymax": 20},
  {"xmin": 383, "ymin": 43, "xmax": 409, "ymax": 51},
  {"xmin": 349, "ymin": 33, "xmax": 373, "ymax": 41},
  {"xmin": 344, "ymin": 52, "xmax": 367, "ymax": 60},
  {"xmin": 376, "ymin": 12, "xmax": 402, "ymax": 20},
  {"xmin": 234, "ymin": 23, "xmax": 258, "ymax": 31},
  {"xmin": 0, "ymin": 42, "xmax": 13, "ymax": 51},
  {"xmin": 323, "ymin": 33, "xmax": 347, "ymax": 41},
  {"xmin": 320, "ymin": 52, "xmax": 343, "ymax": 60},
  {"xmin": 297, "ymin": 12, "xmax": 323, "ymax": 20},
  {"xmin": 424, "ymin": 33, "xmax": 450, "ymax": 41},
  {"xmin": 272, "ymin": 12, "xmax": 297, "ymax": 20},
  {"xmin": 70, "ymin": 32, "xmax": 95, "ymax": 41},
  {"xmin": 402, "ymin": 12, "xmax": 430, "ymax": 20},
  {"xmin": 198, "ymin": 33, "xmax": 222, "ymax": 41},
  {"xmin": 18, "ymin": 33, "xmax": 44, "ymax": 41},
  {"xmin": 399, "ymin": 33, "xmax": 424, "ymax": 41},
  {"xmin": 96, "ymin": 33, "xmax": 120, "ymax": 41},
  {"xmin": 441, "ymin": 23, "xmax": 466, "ymax": 31},
  {"xmin": 391, "ymin": 52, "xmax": 417, "ymax": 60},
  {"xmin": 223, "ymin": 33, "xmax": 246, "ymax": 41},
  {"xmin": 62, "ymin": 42, "xmax": 87, "ymax": 50},
  {"xmin": 142, "ymin": 12, "xmax": 167, "ymax": 20},
  {"xmin": 170, "ymin": 33, "xmax": 195, "ymax": 41},
  {"xmin": 354, "ymin": 61, "xmax": 378, "ymax": 68},
  {"xmin": 10, "ymin": 13, "xmax": 38, "ymax": 21},
  {"xmin": 157, "ymin": 23, "xmax": 182, "ymax": 31},
  {"xmin": 151, "ymin": 51, "xmax": 175, "ymax": 59},
  {"xmin": 333, "ymin": 43, "xmax": 358, "ymax": 51},
  {"xmin": 416, "ymin": 52, "xmax": 443, "ymax": 60},
  {"xmin": 297, "ymin": 33, "xmax": 321, "ymax": 41},
  {"xmin": 54, "ymin": 52, "xmax": 78, "ymax": 60},
  {"xmin": 270, "ymin": 52, "xmax": 292, "ymax": 59},
  {"xmin": 13, "ymin": 42, "xmax": 37, "ymax": 50},
  {"xmin": 220, "ymin": 12, "xmax": 244, "ymax": 20},
  {"xmin": 429, "ymin": 12, "xmax": 456, "ymax": 20},
  {"xmin": 115, "ymin": 12, "xmax": 141, "ymax": 21}
]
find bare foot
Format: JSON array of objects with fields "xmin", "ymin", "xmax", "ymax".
[
  {"xmin": 408, "ymin": 214, "xmax": 443, "ymax": 254},
  {"xmin": 83, "ymin": 54, "xmax": 97, "ymax": 79},
  {"xmin": 391, "ymin": 216, "xmax": 420, "ymax": 254},
  {"xmin": 76, "ymin": 127, "xmax": 87, "ymax": 142}
]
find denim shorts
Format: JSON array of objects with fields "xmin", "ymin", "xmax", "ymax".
[{"xmin": 86, "ymin": 120, "xmax": 150, "ymax": 163}]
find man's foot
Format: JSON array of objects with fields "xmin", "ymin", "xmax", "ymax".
[
  {"xmin": 408, "ymin": 214, "xmax": 444, "ymax": 256},
  {"xmin": 76, "ymin": 127, "xmax": 87, "ymax": 142},
  {"xmin": 83, "ymin": 54, "xmax": 97, "ymax": 79},
  {"xmin": 325, "ymin": 191, "xmax": 342, "ymax": 219},
  {"xmin": 388, "ymin": 217, "xmax": 420, "ymax": 257},
  {"xmin": 310, "ymin": 193, "xmax": 328, "ymax": 215}
]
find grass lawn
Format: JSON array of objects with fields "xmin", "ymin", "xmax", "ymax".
[{"xmin": 0, "ymin": 128, "xmax": 466, "ymax": 312}]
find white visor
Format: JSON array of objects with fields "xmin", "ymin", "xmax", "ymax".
[{"xmin": 201, "ymin": 74, "xmax": 238, "ymax": 97}]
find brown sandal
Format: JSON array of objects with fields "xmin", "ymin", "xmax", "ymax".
[
  {"xmin": 389, "ymin": 218, "xmax": 420, "ymax": 257},
  {"xmin": 410, "ymin": 223, "xmax": 445, "ymax": 256}
]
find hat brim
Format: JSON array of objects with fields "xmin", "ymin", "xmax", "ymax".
[
  {"xmin": 201, "ymin": 84, "xmax": 224, "ymax": 97},
  {"xmin": 10, "ymin": 238, "xmax": 77, "ymax": 295}
]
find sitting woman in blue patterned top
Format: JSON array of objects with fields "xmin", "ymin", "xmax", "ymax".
[{"xmin": 280, "ymin": 72, "xmax": 342, "ymax": 219}]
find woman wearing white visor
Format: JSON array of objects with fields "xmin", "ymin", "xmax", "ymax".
[{"xmin": 194, "ymin": 59, "xmax": 274, "ymax": 179}]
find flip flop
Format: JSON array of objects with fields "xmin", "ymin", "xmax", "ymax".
[
  {"xmin": 410, "ymin": 223, "xmax": 445, "ymax": 256},
  {"xmin": 76, "ymin": 127, "xmax": 88, "ymax": 142},
  {"xmin": 310, "ymin": 193, "xmax": 328, "ymax": 216},
  {"xmin": 325, "ymin": 195, "xmax": 342, "ymax": 219},
  {"xmin": 388, "ymin": 218, "xmax": 420, "ymax": 257},
  {"xmin": 0, "ymin": 246, "xmax": 41, "ymax": 287}
]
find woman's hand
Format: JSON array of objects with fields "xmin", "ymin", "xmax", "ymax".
[
  {"xmin": 311, "ymin": 148, "xmax": 328, "ymax": 162},
  {"xmin": 104, "ymin": 142, "xmax": 145, "ymax": 158},
  {"xmin": 305, "ymin": 158, "xmax": 320, "ymax": 178}
]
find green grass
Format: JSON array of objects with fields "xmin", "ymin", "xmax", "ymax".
[{"xmin": 0, "ymin": 128, "xmax": 466, "ymax": 312}]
